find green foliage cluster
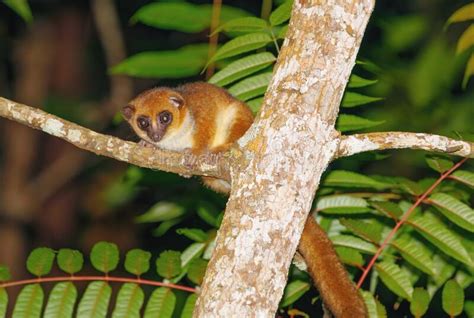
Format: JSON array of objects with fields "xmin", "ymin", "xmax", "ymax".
[{"xmin": 0, "ymin": 243, "xmax": 194, "ymax": 318}]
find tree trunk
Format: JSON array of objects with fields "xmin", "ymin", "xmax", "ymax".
[{"xmin": 194, "ymin": 0, "xmax": 375, "ymax": 316}]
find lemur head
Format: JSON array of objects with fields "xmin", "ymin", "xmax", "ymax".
[{"xmin": 122, "ymin": 88, "xmax": 187, "ymax": 145}]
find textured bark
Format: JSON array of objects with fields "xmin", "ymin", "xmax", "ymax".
[
  {"xmin": 337, "ymin": 132, "xmax": 474, "ymax": 158},
  {"xmin": 0, "ymin": 97, "xmax": 229, "ymax": 180},
  {"xmin": 194, "ymin": 1, "xmax": 375, "ymax": 316}
]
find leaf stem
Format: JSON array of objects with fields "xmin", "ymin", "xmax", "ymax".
[
  {"xmin": 0, "ymin": 275, "xmax": 196, "ymax": 293},
  {"xmin": 356, "ymin": 157, "xmax": 468, "ymax": 289}
]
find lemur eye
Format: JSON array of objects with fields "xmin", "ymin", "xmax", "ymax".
[
  {"xmin": 159, "ymin": 111, "xmax": 172, "ymax": 124},
  {"xmin": 137, "ymin": 116, "xmax": 150, "ymax": 130}
]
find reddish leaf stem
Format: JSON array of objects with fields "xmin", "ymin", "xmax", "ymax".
[
  {"xmin": 0, "ymin": 275, "xmax": 196, "ymax": 293},
  {"xmin": 356, "ymin": 157, "xmax": 468, "ymax": 289}
]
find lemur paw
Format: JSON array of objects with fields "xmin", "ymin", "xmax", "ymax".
[{"xmin": 138, "ymin": 140, "xmax": 155, "ymax": 148}]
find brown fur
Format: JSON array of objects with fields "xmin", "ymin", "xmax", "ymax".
[
  {"xmin": 299, "ymin": 217, "xmax": 367, "ymax": 317},
  {"xmin": 124, "ymin": 82, "xmax": 366, "ymax": 317}
]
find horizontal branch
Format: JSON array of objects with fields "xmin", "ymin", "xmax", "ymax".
[
  {"xmin": 337, "ymin": 132, "xmax": 473, "ymax": 159},
  {"xmin": 0, "ymin": 97, "xmax": 230, "ymax": 180},
  {"xmin": 0, "ymin": 275, "xmax": 196, "ymax": 293}
]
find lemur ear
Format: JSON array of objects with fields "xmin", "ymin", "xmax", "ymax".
[
  {"xmin": 169, "ymin": 95, "xmax": 184, "ymax": 108},
  {"xmin": 122, "ymin": 105, "xmax": 135, "ymax": 119}
]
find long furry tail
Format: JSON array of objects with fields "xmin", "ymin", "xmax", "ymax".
[{"xmin": 298, "ymin": 217, "xmax": 367, "ymax": 318}]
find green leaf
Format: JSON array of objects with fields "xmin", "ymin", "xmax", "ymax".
[
  {"xmin": 187, "ymin": 258, "xmax": 208, "ymax": 285},
  {"xmin": 13, "ymin": 284, "xmax": 43, "ymax": 318},
  {"xmin": 131, "ymin": 3, "xmax": 248, "ymax": 33},
  {"xmin": 375, "ymin": 261, "xmax": 413, "ymax": 300},
  {"xmin": 341, "ymin": 92, "xmax": 382, "ymax": 108},
  {"xmin": 214, "ymin": 17, "xmax": 268, "ymax": 35},
  {"xmin": 196, "ymin": 201, "xmax": 219, "ymax": 227},
  {"xmin": 336, "ymin": 114, "xmax": 384, "ymax": 132},
  {"xmin": 57, "ymin": 249, "xmax": 83, "ymax": 275},
  {"xmin": 425, "ymin": 155, "xmax": 453, "ymax": 173},
  {"xmin": 90, "ymin": 242, "xmax": 119, "ymax": 273},
  {"xmin": 3, "ymin": 0, "xmax": 32, "ymax": 23},
  {"xmin": 323, "ymin": 170, "xmax": 389, "ymax": 189},
  {"xmin": 466, "ymin": 301, "xmax": 474, "ymax": 318},
  {"xmin": 181, "ymin": 243, "xmax": 206, "ymax": 268},
  {"xmin": 371, "ymin": 201, "xmax": 403, "ymax": 219},
  {"xmin": 277, "ymin": 25, "xmax": 289, "ymax": 39},
  {"xmin": 77, "ymin": 282, "xmax": 111, "ymax": 318},
  {"xmin": 247, "ymin": 97, "xmax": 264, "ymax": 114},
  {"xmin": 429, "ymin": 192, "xmax": 474, "ymax": 232},
  {"xmin": 153, "ymin": 218, "xmax": 184, "ymax": 237},
  {"xmin": 410, "ymin": 288, "xmax": 430, "ymax": 318},
  {"xmin": 455, "ymin": 268, "xmax": 473, "ymax": 289},
  {"xmin": 397, "ymin": 178, "xmax": 423, "ymax": 195},
  {"xmin": 209, "ymin": 33, "xmax": 273, "ymax": 64},
  {"xmin": 180, "ymin": 294, "xmax": 197, "ymax": 318},
  {"xmin": 457, "ymin": 25, "xmax": 474, "ymax": 55},
  {"xmin": 0, "ymin": 288, "xmax": 8, "ymax": 318},
  {"xmin": 446, "ymin": 3, "xmax": 474, "ymax": 26},
  {"xmin": 136, "ymin": 201, "xmax": 186, "ymax": 223},
  {"xmin": 112, "ymin": 284, "xmax": 144, "ymax": 318},
  {"xmin": 177, "ymin": 228, "xmax": 208, "ymax": 243},
  {"xmin": 442, "ymin": 280, "xmax": 464, "ymax": 317},
  {"xmin": 348, "ymin": 74, "xmax": 378, "ymax": 88},
  {"xmin": 112, "ymin": 45, "xmax": 209, "ymax": 79},
  {"xmin": 156, "ymin": 250, "xmax": 182, "ymax": 279},
  {"xmin": 144, "ymin": 288, "xmax": 176, "ymax": 318},
  {"xmin": 409, "ymin": 213, "xmax": 472, "ymax": 266},
  {"xmin": 334, "ymin": 246, "xmax": 363, "ymax": 266},
  {"xmin": 463, "ymin": 53, "xmax": 474, "ymax": 88},
  {"xmin": 391, "ymin": 234, "xmax": 435, "ymax": 275},
  {"xmin": 317, "ymin": 195, "xmax": 371, "ymax": 214},
  {"xmin": 44, "ymin": 282, "xmax": 77, "ymax": 318},
  {"xmin": 430, "ymin": 254, "xmax": 456, "ymax": 288},
  {"xmin": 0, "ymin": 266, "xmax": 10, "ymax": 281},
  {"xmin": 340, "ymin": 218, "xmax": 384, "ymax": 243},
  {"xmin": 330, "ymin": 234, "xmax": 377, "ymax": 254},
  {"xmin": 209, "ymin": 52, "xmax": 276, "ymax": 86},
  {"xmin": 361, "ymin": 291, "xmax": 387, "ymax": 318},
  {"xmin": 280, "ymin": 280, "xmax": 310, "ymax": 307},
  {"xmin": 125, "ymin": 249, "xmax": 151, "ymax": 276},
  {"xmin": 451, "ymin": 170, "xmax": 474, "ymax": 188},
  {"xmin": 228, "ymin": 72, "xmax": 272, "ymax": 101},
  {"xmin": 269, "ymin": 0, "xmax": 293, "ymax": 26},
  {"xmin": 27, "ymin": 247, "xmax": 55, "ymax": 276}
]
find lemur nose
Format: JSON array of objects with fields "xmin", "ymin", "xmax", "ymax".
[{"xmin": 151, "ymin": 133, "xmax": 161, "ymax": 142}]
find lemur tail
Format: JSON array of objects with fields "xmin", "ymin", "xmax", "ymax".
[{"xmin": 298, "ymin": 217, "xmax": 367, "ymax": 318}]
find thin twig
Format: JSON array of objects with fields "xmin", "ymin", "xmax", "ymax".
[
  {"xmin": 0, "ymin": 275, "xmax": 196, "ymax": 293},
  {"xmin": 356, "ymin": 157, "xmax": 468, "ymax": 288}
]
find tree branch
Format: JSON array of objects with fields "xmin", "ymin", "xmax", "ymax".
[
  {"xmin": 337, "ymin": 132, "xmax": 473, "ymax": 159},
  {"xmin": 0, "ymin": 97, "xmax": 230, "ymax": 180}
]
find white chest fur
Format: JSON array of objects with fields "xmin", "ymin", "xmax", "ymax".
[
  {"xmin": 211, "ymin": 104, "xmax": 238, "ymax": 149},
  {"xmin": 157, "ymin": 112, "xmax": 195, "ymax": 151}
]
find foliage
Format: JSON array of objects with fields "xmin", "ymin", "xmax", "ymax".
[
  {"xmin": 0, "ymin": 0, "xmax": 472, "ymax": 317},
  {"xmin": 0, "ymin": 242, "xmax": 199, "ymax": 318}
]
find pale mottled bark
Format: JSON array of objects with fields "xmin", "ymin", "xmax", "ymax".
[
  {"xmin": 0, "ymin": 97, "xmax": 229, "ymax": 179},
  {"xmin": 337, "ymin": 132, "xmax": 474, "ymax": 158},
  {"xmin": 194, "ymin": 1, "xmax": 375, "ymax": 316}
]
